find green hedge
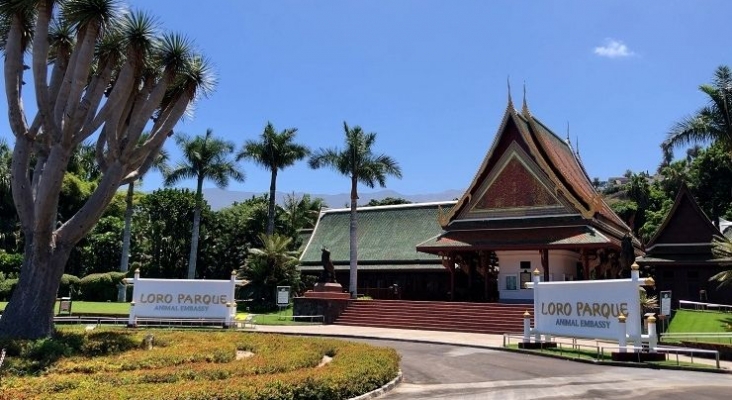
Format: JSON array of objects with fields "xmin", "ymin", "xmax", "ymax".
[
  {"xmin": 0, "ymin": 329, "xmax": 401, "ymax": 399},
  {"xmin": 78, "ymin": 272, "xmax": 127, "ymax": 302},
  {"xmin": 0, "ymin": 250, "xmax": 23, "ymax": 278},
  {"xmin": 59, "ymin": 274, "xmax": 81, "ymax": 298},
  {"xmin": 0, "ymin": 277, "xmax": 18, "ymax": 301}
]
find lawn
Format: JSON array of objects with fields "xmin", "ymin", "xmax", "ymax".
[
  {"xmin": 663, "ymin": 309, "xmax": 732, "ymax": 345},
  {"xmin": 0, "ymin": 301, "xmax": 131, "ymax": 315},
  {"xmin": 0, "ymin": 301, "xmax": 312, "ymax": 326},
  {"xmin": 666, "ymin": 310, "xmax": 732, "ymax": 333}
]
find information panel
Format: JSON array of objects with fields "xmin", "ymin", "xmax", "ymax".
[
  {"xmin": 660, "ymin": 290, "xmax": 672, "ymax": 316},
  {"xmin": 533, "ymin": 279, "xmax": 642, "ymax": 341},
  {"xmin": 276, "ymin": 286, "xmax": 291, "ymax": 306}
]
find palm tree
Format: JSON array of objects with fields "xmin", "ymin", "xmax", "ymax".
[
  {"xmin": 238, "ymin": 233, "xmax": 301, "ymax": 306},
  {"xmin": 663, "ymin": 66, "xmax": 732, "ymax": 158},
  {"xmin": 283, "ymin": 192, "xmax": 325, "ymax": 232},
  {"xmin": 165, "ymin": 129, "xmax": 244, "ymax": 279},
  {"xmin": 237, "ymin": 122, "xmax": 309, "ymax": 236},
  {"xmin": 309, "ymin": 122, "xmax": 402, "ymax": 297},
  {"xmin": 710, "ymin": 235, "xmax": 732, "ymax": 288}
]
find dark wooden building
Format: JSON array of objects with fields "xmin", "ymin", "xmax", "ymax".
[{"xmin": 636, "ymin": 184, "xmax": 732, "ymax": 306}]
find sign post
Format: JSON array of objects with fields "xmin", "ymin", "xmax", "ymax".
[
  {"xmin": 660, "ymin": 290, "xmax": 672, "ymax": 316},
  {"xmin": 276, "ymin": 286, "xmax": 291, "ymax": 319}
]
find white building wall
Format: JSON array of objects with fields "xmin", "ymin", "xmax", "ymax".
[{"xmin": 496, "ymin": 249, "xmax": 579, "ymax": 303}]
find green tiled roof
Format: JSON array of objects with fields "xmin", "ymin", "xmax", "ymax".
[
  {"xmin": 300, "ymin": 263, "xmax": 444, "ymax": 271},
  {"xmin": 300, "ymin": 201, "xmax": 456, "ymax": 265}
]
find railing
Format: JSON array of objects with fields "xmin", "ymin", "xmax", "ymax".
[
  {"xmin": 678, "ymin": 300, "xmax": 732, "ymax": 312},
  {"xmin": 661, "ymin": 332, "xmax": 732, "ymax": 341},
  {"xmin": 502, "ymin": 333, "xmax": 723, "ymax": 369}
]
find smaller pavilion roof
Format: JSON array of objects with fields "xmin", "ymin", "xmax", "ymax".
[{"xmin": 299, "ymin": 201, "xmax": 456, "ymax": 268}]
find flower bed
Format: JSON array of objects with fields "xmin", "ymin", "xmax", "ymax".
[{"xmin": 0, "ymin": 329, "xmax": 400, "ymax": 399}]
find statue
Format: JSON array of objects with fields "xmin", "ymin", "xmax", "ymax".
[{"xmin": 320, "ymin": 247, "xmax": 336, "ymax": 283}]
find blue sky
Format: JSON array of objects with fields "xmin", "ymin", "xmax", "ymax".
[{"xmin": 4, "ymin": 1, "xmax": 732, "ymax": 197}]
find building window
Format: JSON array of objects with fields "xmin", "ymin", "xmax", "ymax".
[
  {"xmin": 520, "ymin": 261, "xmax": 531, "ymax": 270},
  {"xmin": 505, "ymin": 274, "xmax": 518, "ymax": 291}
]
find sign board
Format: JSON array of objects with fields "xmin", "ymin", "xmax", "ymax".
[
  {"xmin": 132, "ymin": 278, "xmax": 233, "ymax": 319},
  {"xmin": 660, "ymin": 290, "xmax": 672, "ymax": 316},
  {"xmin": 533, "ymin": 279, "xmax": 642, "ymax": 341},
  {"xmin": 276, "ymin": 286, "xmax": 291, "ymax": 306}
]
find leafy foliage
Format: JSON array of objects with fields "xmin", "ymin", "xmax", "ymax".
[
  {"xmin": 239, "ymin": 234, "xmax": 302, "ymax": 309},
  {"xmin": 0, "ymin": 329, "xmax": 400, "ymax": 400},
  {"xmin": 238, "ymin": 122, "xmax": 310, "ymax": 235},
  {"xmin": 365, "ymin": 197, "xmax": 412, "ymax": 206},
  {"xmin": 77, "ymin": 272, "xmax": 127, "ymax": 302},
  {"xmin": 133, "ymin": 189, "xmax": 198, "ymax": 279}
]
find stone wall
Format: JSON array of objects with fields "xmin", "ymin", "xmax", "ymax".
[{"xmin": 293, "ymin": 297, "xmax": 351, "ymax": 324}]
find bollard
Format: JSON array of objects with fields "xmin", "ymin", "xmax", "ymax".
[
  {"xmin": 647, "ymin": 314, "xmax": 658, "ymax": 350},
  {"xmin": 523, "ymin": 311, "xmax": 531, "ymax": 343},
  {"xmin": 617, "ymin": 314, "xmax": 627, "ymax": 353},
  {"xmin": 128, "ymin": 301, "xmax": 136, "ymax": 327}
]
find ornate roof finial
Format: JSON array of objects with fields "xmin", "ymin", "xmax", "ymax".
[
  {"xmin": 566, "ymin": 121, "xmax": 571, "ymax": 143},
  {"xmin": 507, "ymin": 75, "xmax": 514, "ymax": 110},
  {"xmin": 575, "ymin": 135, "xmax": 581, "ymax": 159},
  {"xmin": 521, "ymin": 81, "xmax": 530, "ymax": 116}
]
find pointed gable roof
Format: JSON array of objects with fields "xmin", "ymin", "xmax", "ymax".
[
  {"xmin": 645, "ymin": 184, "xmax": 721, "ymax": 252},
  {"xmin": 439, "ymin": 98, "xmax": 630, "ymax": 238}
]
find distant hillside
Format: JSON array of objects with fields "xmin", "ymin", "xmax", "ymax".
[{"xmin": 202, "ymin": 188, "xmax": 464, "ymax": 211}]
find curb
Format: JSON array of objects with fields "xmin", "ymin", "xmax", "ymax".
[
  {"xmin": 349, "ymin": 370, "xmax": 403, "ymax": 400},
  {"xmin": 255, "ymin": 329, "xmax": 731, "ymax": 375}
]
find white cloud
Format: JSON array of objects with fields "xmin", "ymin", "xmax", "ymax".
[{"xmin": 593, "ymin": 39, "xmax": 635, "ymax": 58}]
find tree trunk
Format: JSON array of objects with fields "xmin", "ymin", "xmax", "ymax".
[
  {"xmin": 118, "ymin": 181, "xmax": 135, "ymax": 302},
  {"xmin": 267, "ymin": 169, "xmax": 277, "ymax": 236},
  {"xmin": 187, "ymin": 177, "xmax": 204, "ymax": 279},
  {"xmin": 349, "ymin": 176, "xmax": 358, "ymax": 298},
  {"xmin": 0, "ymin": 242, "xmax": 71, "ymax": 339}
]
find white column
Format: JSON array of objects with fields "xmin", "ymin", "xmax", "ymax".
[
  {"xmin": 617, "ymin": 314, "xmax": 627, "ymax": 353},
  {"xmin": 128, "ymin": 301, "xmax": 136, "ymax": 327},
  {"xmin": 647, "ymin": 315, "xmax": 658, "ymax": 350},
  {"xmin": 523, "ymin": 311, "xmax": 531, "ymax": 343}
]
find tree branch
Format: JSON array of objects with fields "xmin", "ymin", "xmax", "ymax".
[{"xmin": 4, "ymin": 14, "xmax": 29, "ymax": 137}]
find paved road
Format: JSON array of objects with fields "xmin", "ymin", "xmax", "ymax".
[{"xmin": 355, "ymin": 339, "xmax": 732, "ymax": 400}]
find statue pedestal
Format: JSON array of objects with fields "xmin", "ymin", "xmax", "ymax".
[{"xmin": 303, "ymin": 282, "xmax": 350, "ymax": 299}]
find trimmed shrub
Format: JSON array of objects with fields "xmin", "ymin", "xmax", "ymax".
[
  {"xmin": 1, "ymin": 329, "xmax": 400, "ymax": 399},
  {"xmin": 78, "ymin": 272, "xmax": 127, "ymax": 302},
  {"xmin": 0, "ymin": 277, "xmax": 18, "ymax": 301},
  {"xmin": 0, "ymin": 250, "xmax": 23, "ymax": 278},
  {"xmin": 58, "ymin": 274, "xmax": 81, "ymax": 298}
]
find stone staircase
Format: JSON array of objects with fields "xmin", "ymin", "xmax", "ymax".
[{"xmin": 333, "ymin": 300, "xmax": 532, "ymax": 334}]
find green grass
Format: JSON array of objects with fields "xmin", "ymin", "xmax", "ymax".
[
  {"xmin": 667, "ymin": 309, "xmax": 732, "ymax": 333},
  {"xmin": 1, "ymin": 301, "xmax": 131, "ymax": 315},
  {"xmin": 238, "ymin": 307, "xmax": 323, "ymax": 326},
  {"xmin": 2, "ymin": 302, "xmax": 316, "ymax": 326}
]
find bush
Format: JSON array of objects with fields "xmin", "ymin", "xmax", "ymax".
[
  {"xmin": 0, "ymin": 329, "xmax": 400, "ymax": 399},
  {"xmin": 0, "ymin": 250, "xmax": 23, "ymax": 278},
  {"xmin": 59, "ymin": 274, "xmax": 81, "ymax": 298},
  {"xmin": 0, "ymin": 277, "xmax": 18, "ymax": 301},
  {"xmin": 78, "ymin": 272, "xmax": 127, "ymax": 302}
]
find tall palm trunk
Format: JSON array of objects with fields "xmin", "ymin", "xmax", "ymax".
[
  {"xmin": 0, "ymin": 239, "xmax": 71, "ymax": 338},
  {"xmin": 118, "ymin": 181, "xmax": 135, "ymax": 301},
  {"xmin": 188, "ymin": 176, "xmax": 204, "ymax": 279},
  {"xmin": 349, "ymin": 176, "xmax": 358, "ymax": 298},
  {"xmin": 267, "ymin": 169, "xmax": 277, "ymax": 236}
]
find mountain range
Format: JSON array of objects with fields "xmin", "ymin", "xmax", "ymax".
[{"xmin": 202, "ymin": 188, "xmax": 464, "ymax": 211}]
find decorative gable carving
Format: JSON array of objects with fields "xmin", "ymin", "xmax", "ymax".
[
  {"xmin": 474, "ymin": 157, "xmax": 560, "ymax": 210},
  {"xmin": 460, "ymin": 142, "xmax": 577, "ymax": 219}
]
